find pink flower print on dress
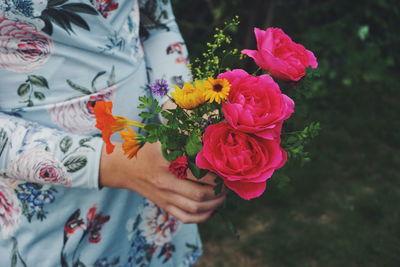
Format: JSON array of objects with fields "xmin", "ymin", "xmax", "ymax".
[
  {"xmin": 48, "ymin": 87, "xmax": 115, "ymax": 134},
  {"xmin": 140, "ymin": 200, "xmax": 181, "ymax": 246},
  {"xmin": 86, "ymin": 205, "xmax": 110, "ymax": 243},
  {"xmin": 166, "ymin": 42, "xmax": 189, "ymax": 64},
  {"xmin": 0, "ymin": 179, "xmax": 21, "ymax": 239},
  {"xmin": 0, "ymin": 16, "xmax": 53, "ymax": 72},
  {"xmin": 64, "ymin": 209, "xmax": 85, "ymax": 236},
  {"xmin": 7, "ymin": 149, "xmax": 72, "ymax": 186},
  {"xmin": 89, "ymin": 0, "xmax": 119, "ymax": 18}
]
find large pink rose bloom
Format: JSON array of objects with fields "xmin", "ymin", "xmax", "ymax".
[
  {"xmin": 196, "ymin": 123, "xmax": 287, "ymax": 200},
  {"xmin": 0, "ymin": 16, "xmax": 53, "ymax": 72},
  {"xmin": 219, "ymin": 69, "xmax": 294, "ymax": 140},
  {"xmin": 242, "ymin": 27, "xmax": 318, "ymax": 81}
]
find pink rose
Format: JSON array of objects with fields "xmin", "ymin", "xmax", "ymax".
[
  {"xmin": 48, "ymin": 87, "xmax": 115, "ymax": 134},
  {"xmin": 169, "ymin": 156, "xmax": 189, "ymax": 180},
  {"xmin": 0, "ymin": 16, "xmax": 53, "ymax": 73},
  {"xmin": 242, "ymin": 27, "xmax": 318, "ymax": 81},
  {"xmin": 7, "ymin": 149, "xmax": 72, "ymax": 187},
  {"xmin": 219, "ymin": 69, "xmax": 294, "ymax": 140},
  {"xmin": 196, "ymin": 123, "xmax": 287, "ymax": 200}
]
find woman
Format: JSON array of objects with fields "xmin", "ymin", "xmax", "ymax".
[{"xmin": 0, "ymin": 0, "xmax": 225, "ymax": 266}]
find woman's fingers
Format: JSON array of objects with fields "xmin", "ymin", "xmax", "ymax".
[
  {"xmin": 152, "ymin": 174, "xmax": 224, "ymax": 201},
  {"xmin": 164, "ymin": 205, "xmax": 214, "ymax": 224},
  {"xmin": 167, "ymin": 191, "xmax": 226, "ymax": 214},
  {"xmin": 186, "ymin": 171, "xmax": 218, "ymax": 186}
]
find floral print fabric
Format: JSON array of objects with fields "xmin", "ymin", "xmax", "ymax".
[{"xmin": 0, "ymin": 0, "xmax": 199, "ymax": 266}]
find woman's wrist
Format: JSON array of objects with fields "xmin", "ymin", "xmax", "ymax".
[{"xmin": 99, "ymin": 142, "xmax": 130, "ymax": 189}]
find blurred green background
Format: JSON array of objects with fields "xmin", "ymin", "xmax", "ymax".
[{"xmin": 173, "ymin": 0, "xmax": 400, "ymax": 266}]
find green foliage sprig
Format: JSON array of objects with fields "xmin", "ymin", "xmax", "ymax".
[
  {"xmin": 283, "ymin": 122, "xmax": 321, "ymax": 165},
  {"xmin": 189, "ymin": 16, "xmax": 240, "ymax": 80}
]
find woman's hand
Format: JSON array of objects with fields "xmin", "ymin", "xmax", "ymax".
[{"xmin": 99, "ymin": 142, "xmax": 226, "ymax": 223}]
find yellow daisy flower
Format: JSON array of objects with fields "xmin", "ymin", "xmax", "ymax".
[
  {"xmin": 170, "ymin": 82, "xmax": 206, "ymax": 109},
  {"xmin": 202, "ymin": 77, "xmax": 231, "ymax": 104}
]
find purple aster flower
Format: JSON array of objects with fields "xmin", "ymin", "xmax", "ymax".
[{"xmin": 148, "ymin": 79, "xmax": 169, "ymax": 96}]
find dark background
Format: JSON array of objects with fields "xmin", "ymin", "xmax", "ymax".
[{"xmin": 173, "ymin": 0, "xmax": 400, "ymax": 266}]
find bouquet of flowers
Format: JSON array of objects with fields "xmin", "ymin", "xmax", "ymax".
[{"xmin": 94, "ymin": 18, "xmax": 319, "ymax": 201}]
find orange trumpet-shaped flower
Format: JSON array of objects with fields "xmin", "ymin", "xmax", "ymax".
[
  {"xmin": 94, "ymin": 101, "xmax": 143, "ymax": 154},
  {"xmin": 120, "ymin": 128, "xmax": 144, "ymax": 159}
]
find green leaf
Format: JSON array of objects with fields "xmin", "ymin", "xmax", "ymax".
[
  {"xmin": 44, "ymin": 8, "xmax": 73, "ymax": 33},
  {"xmin": 138, "ymin": 95, "xmax": 152, "ymax": 106},
  {"xmin": 67, "ymin": 79, "xmax": 92, "ymax": 94},
  {"xmin": 276, "ymin": 174, "xmax": 291, "ymax": 190},
  {"xmin": 286, "ymin": 136, "xmax": 298, "ymax": 144},
  {"xmin": 139, "ymin": 111, "xmax": 155, "ymax": 119},
  {"xmin": 28, "ymin": 75, "xmax": 49, "ymax": 88},
  {"xmin": 61, "ymin": 3, "xmax": 99, "ymax": 15},
  {"xmin": 188, "ymin": 160, "xmax": 208, "ymax": 179},
  {"xmin": 153, "ymin": 105, "xmax": 162, "ymax": 114},
  {"xmin": 59, "ymin": 136, "xmax": 73, "ymax": 153},
  {"xmin": 145, "ymin": 134, "xmax": 159, "ymax": 143},
  {"xmin": 33, "ymin": 91, "xmax": 46, "ymax": 100},
  {"xmin": 161, "ymin": 110, "xmax": 171, "ymax": 119},
  {"xmin": 185, "ymin": 133, "xmax": 202, "ymax": 157},
  {"xmin": 79, "ymin": 137, "xmax": 92, "ymax": 146},
  {"xmin": 11, "ymin": 237, "xmax": 18, "ymax": 267},
  {"xmin": 358, "ymin": 25, "xmax": 369, "ymax": 41},
  {"xmin": 27, "ymin": 100, "xmax": 34, "ymax": 107},
  {"xmin": 91, "ymin": 71, "xmax": 106, "ymax": 91},
  {"xmin": 0, "ymin": 128, "xmax": 8, "ymax": 157},
  {"xmin": 144, "ymin": 123, "xmax": 160, "ymax": 132},
  {"xmin": 40, "ymin": 15, "xmax": 53, "ymax": 35},
  {"xmin": 80, "ymin": 144, "xmax": 95, "ymax": 151},
  {"xmin": 64, "ymin": 156, "xmax": 87, "ymax": 172},
  {"xmin": 17, "ymin": 83, "xmax": 30, "ymax": 96},
  {"xmin": 11, "ymin": 253, "xmax": 17, "ymax": 267},
  {"xmin": 161, "ymin": 143, "xmax": 183, "ymax": 162},
  {"xmin": 48, "ymin": 0, "xmax": 69, "ymax": 7},
  {"xmin": 107, "ymin": 66, "xmax": 116, "ymax": 86},
  {"xmin": 60, "ymin": 10, "xmax": 90, "ymax": 31}
]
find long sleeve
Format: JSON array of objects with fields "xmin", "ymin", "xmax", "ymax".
[
  {"xmin": 139, "ymin": 0, "xmax": 191, "ymax": 103},
  {"xmin": 0, "ymin": 112, "xmax": 103, "ymax": 189}
]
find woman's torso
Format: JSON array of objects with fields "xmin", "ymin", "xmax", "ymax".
[{"xmin": 0, "ymin": 1, "xmax": 201, "ymax": 266}]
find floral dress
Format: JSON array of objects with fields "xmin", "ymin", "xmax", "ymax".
[{"xmin": 0, "ymin": 0, "xmax": 202, "ymax": 266}]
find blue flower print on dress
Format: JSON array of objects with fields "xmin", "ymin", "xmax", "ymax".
[
  {"xmin": 178, "ymin": 243, "xmax": 203, "ymax": 267},
  {"xmin": 98, "ymin": 31, "xmax": 126, "ymax": 54},
  {"xmin": 0, "ymin": 0, "xmax": 47, "ymax": 29},
  {"xmin": 15, "ymin": 182, "xmax": 57, "ymax": 222},
  {"xmin": 94, "ymin": 256, "xmax": 120, "ymax": 267},
  {"xmin": 125, "ymin": 199, "xmax": 182, "ymax": 266}
]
